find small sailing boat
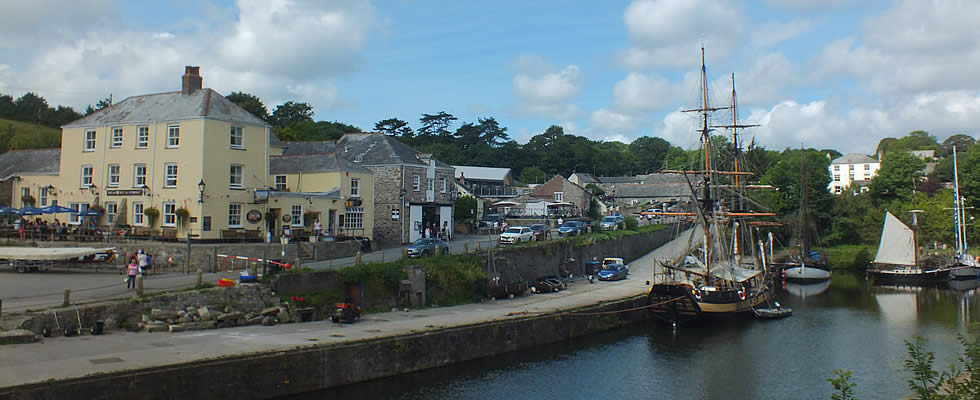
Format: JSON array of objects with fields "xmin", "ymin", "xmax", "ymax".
[
  {"xmin": 646, "ymin": 47, "xmax": 776, "ymax": 325},
  {"xmin": 948, "ymin": 145, "xmax": 978, "ymax": 280},
  {"xmin": 867, "ymin": 211, "xmax": 951, "ymax": 284},
  {"xmin": 782, "ymin": 147, "xmax": 831, "ymax": 283}
]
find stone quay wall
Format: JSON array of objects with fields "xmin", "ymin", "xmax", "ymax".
[{"xmin": 0, "ymin": 296, "xmax": 650, "ymax": 400}]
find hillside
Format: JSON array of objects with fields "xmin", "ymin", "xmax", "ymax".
[{"xmin": 0, "ymin": 118, "xmax": 61, "ymax": 151}]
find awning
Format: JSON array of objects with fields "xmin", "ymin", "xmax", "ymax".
[
  {"xmin": 492, "ymin": 201, "xmax": 519, "ymax": 207},
  {"xmin": 547, "ymin": 202, "xmax": 574, "ymax": 207}
]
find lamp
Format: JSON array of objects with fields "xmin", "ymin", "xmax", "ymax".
[
  {"xmin": 197, "ymin": 179, "xmax": 206, "ymax": 203},
  {"xmin": 140, "ymin": 184, "xmax": 150, "ymax": 196}
]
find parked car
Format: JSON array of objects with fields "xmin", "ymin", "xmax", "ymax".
[
  {"xmin": 529, "ymin": 223, "xmax": 549, "ymax": 241},
  {"xmin": 499, "ymin": 226, "xmax": 533, "ymax": 245},
  {"xmin": 405, "ymin": 238, "xmax": 449, "ymax": 257},
  {"xmin": 479, "ymin": 213, "xmax": 504, "ymax": 228},
  {"xmin": 597, "ymin": 262, "xmax": 629, "ymax": 281},
  {"xmin": 558, "ymin": 221, "xmax": 585, "ymax": 237},
  {"xmin": 599, "ymin": 215, "xmax": 624, "ymax": 230},
  {"xmin": 602, "ymin": 257, "xmax": 628, "ymax": 274}
]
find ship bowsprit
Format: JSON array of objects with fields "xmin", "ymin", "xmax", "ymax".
[{"xmin": 647, "ymin": 284, "xmax": 701, "ymax": 325}]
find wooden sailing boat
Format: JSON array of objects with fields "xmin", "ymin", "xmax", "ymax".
[
  {"xmin": 783, "ymin": 147, "xmax": 831, "ymax": 283},
  {"xmin": 867, "ymin": 210, "xmax": 951, "ymax": 284},
  {"xmin": 949, "ymin": 145, "xmax": 978, "ymax": 280},
  {"xmin": 646, "ymin": 48, "xmax": 776, "ymax": 325}
]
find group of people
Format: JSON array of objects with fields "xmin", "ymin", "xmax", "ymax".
[
  {"xmin": 124, "ymin": 249, "xmax": 154, "ymax": 289},
  {"xmin": 422, "ymin": 221, "xmax": 451, "ymax": 241},
  {"xmin": 8, "ymin": 217, "xmax": 92, "ymax": 240}
]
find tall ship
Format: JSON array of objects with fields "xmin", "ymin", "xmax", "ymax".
[
  {"xmin": 949, "ymin": 145, "xmax": 978, "ymax": 280},
  {"xmin": 646, "ymin": 48, "xmax": 776, "ymax": 325}
]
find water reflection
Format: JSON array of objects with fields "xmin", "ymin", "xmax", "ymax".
[{"xmin": 784, "ymin": 280, "xmax": 831, "ymax": 301}]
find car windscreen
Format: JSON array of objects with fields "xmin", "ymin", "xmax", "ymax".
[
  {"xmin": 561, "ymin": 222, "xmax": 576, "ymax": 227},
  {"xmin": 504, "ymin": 228, "xmax": 521, "ymax": 234},
  {"xmin": 603, "ymin": 263, "xmax": 624, "ymax": 270},
  {"xmin": 412, "ymin": 239, "xmax": 429, "ymax": 245},
  {"xmin": 601, "ymin": 216, "xmax": 616, "ymax": 222}
]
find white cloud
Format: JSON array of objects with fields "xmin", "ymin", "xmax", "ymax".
[
  {"xmin": 613, "ymin": 72, "xmax": 683, "ymax": 112},
  {"xmin": 0, "ymin": 0, "xmax": 115, "ymax": 48},
  {"xmin": 620, "ymin": 0, "xmax": 744, "ymax": 69},
  {"xmin": 748, "ymin": 19, "xmax": 815, "ymax": 48},
  {"xmin": 590, "ymin": 109, "xmax": 637, "ymax": 135},
  {"xmin": 511, "ymin": 55, "xmax": 584, "ymax": 120},
  {"xmin": 762, "ymin": 0, "xmax": 846, "ymax": 10}
]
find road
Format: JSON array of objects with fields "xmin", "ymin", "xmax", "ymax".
[{"xmin": 0, "ymin": 228, "xmax": 698, "ymax": 389}]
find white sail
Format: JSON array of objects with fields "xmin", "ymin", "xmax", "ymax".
[{"xmin": 873, "ymin": 211, "xmax": 916, "ymax": 266}]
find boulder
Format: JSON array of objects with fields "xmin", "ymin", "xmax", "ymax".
[
  {"xmin": 185, "ymin": 306, "xmax": 197, "ymax": 314},
  {"xmin": 277, "ymin": 308, "xmax": 291, "ymax": 323},
  {"xmin": 216, "ymin": 311, "xmax": 244, "ymax": 322},
  {"xmin": 168, "ymin": 325, "xmax": 184, "ymax": 333},
  {"xmin": 150, "ymin": 309, "xmax": 179, "ymax": 321},
  {"xmin": 177, "ymin": 310, "xmax": 187, "ymax": 317},
  {"xmin": 197, "ymin": 307, "xmax": 212, "ymax": 321},
  {"xmin": 261, "ymin": 316, "xmax": 276, "ymax": 326},
  {"xmin": 261, "ymin": 307, "xmax": 280, "ymax": 316},
  {"xmin": 0, "ymin": 329, "xmax": 38, "ymax": 344},
  {"xmin": 245, "ymin": 316, "xmax": 264, "ymax": 326},
  {"xmin": 144, "ymin": 322, "xmax": 168, "ymax": 333},
  {"xmin": 181, "ymin": 321, "xmax": 217, "ymax": 331}
]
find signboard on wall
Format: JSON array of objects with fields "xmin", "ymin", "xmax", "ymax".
[
  {"xmin": 391, "ymin": 208, "xmax": 400, "ymax": 220},
  {"xmin": 282, "ymin": 214, "xmax": 292, "ymax": 223},
  {"xmin": 246, "ymin": 210, "xmax": 262, "ymax": 224},
  {"xmin": 106, "ymin": 189, "xmax": 143, "ymax": 196},
  {"xmin": 253, "ymin": 190, "xmax": 269, "ymax": 204}
]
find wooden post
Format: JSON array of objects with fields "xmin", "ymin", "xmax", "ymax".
[
  {"xmin": 63, "ymin": 289, "xmax": 70, "ymax": 306},
  {"xmin": 196, "ymin": 269, "xmax": 203, "ymax": 288},
  {"xmin": 402, "ymin": 247, "xmax": 408, "ymax": 259},
  {"xmin": 464, "ymin": 242, "xmax": 469, "ymax": 254},
  {"xmin": 211, "ymin": 247, "xmax": 218, "ymax": 273},
  {"xmin": 185, "ymin": 233, "xmax": 192, "ymax": 274},
  {"xmin": 136, "ymin": 275, "xmax": 144, "ymax": 296},
  {"xmin": 475, "ymin": 241, "xmax": 480, "ymax": 252},
  {"xmin": 355, "ymin": 251, "xmax": 362, "ymax": 265},
  {"xmin": 262, "ymin": 243, "xmax": 268, "ymax": 276}
]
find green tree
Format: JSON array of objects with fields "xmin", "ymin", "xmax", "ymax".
[
  {"xmin": 518, "ymin": 166, "xmax": 547, "ymax": 184},
  {"xmin": 904, "ymin": 335, "xmax": 940, "ymax": 400},
  {"xmin": 276, "ymin": 120, "xmax": 360, "ymax": 141},
  {"xmin": 869, "ymin": 152, "xmax": 926, "ymax": 201},
  {"xmin": 826, "ymin": 369, "xmax": 857, "ymax": 400},
  {"xmin": 13, "ymin": 92, "xmax": 48, "ymax": 123},
  {"xmin": 454, "ymin": 196, "xmax": 478, "ymax": 227},
  {"xmin": 270, "ymin": 101, "xmax": 314, "ymax": 128},
  {"xmin": 627, "ymin": 136, "xmax": 671, "ymax": 174},
  {"xmin": 417, "ymin": 111, "xmax": 457, "ymax": 141},
  {"xmin": 760, "ymin": 149, "xmax": 834, "ymax": 241},
  {"xmin": 375, "ymin": 118, "xmax": 413, "ymax": 137},
  {"xmin": 943, "ymin": 133, "xmax": 975, "ymax": 155},
  {"xmin": 0, "ymin": 94, "xmax": 14, "ymax": 119},
  {"xmin": 226, "ymin": 91, "xmax": 269, "ymax": 122}
]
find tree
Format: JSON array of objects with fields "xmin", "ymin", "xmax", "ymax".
[
  {"xmin": 475, "ymin": 117, "xmax": 509, "ymax": 147},
  {"xmin": 226, "ymin": 92, "xmax": 269, "ymax": 122},
  {"xmin": 84, "ymin": 96, "xmax": 112, "ymax": 116},
  {"xmin": 518, "ymin": 166, "xmax": 547, "ymax": 184},
  {"xmin": 375, "ymin": 118, "xmax": 413, "ymax": 137},
  {"xmin": 13, "ymin": 92, "xmax": 48, "ymax": 123},
  {"xmin": 628, "ymin": 136, "xmax": 671, "ymax": 174},
  {"xmin": 417, "ymin": 111, "xmax": 457, "ymax": 140},
  {"xmin": 943, "ymin": 133, "xmax": 975, "ymax": 155},
  {"xmin": 869, "ymin": 151, "xmax": 926, "ymax": 201},
  {"xmin": 0, "ymin": 94, "xmax": 14, "ymax": 119},
  {"xmin": 276, "ymin": 120, "xmax": 360, "ymax": 142},
  {"xmin": 270, "ymin": 101, "xmax": 314, "ymax": 128}
]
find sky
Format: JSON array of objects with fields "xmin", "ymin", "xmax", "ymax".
[{"xmin": 2, "ymin": 0, "xmax": 979, "ymax": 155}]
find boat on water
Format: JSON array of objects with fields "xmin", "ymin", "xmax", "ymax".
[
  {"xmin": 782, "ymin": 147, "xmax": 831, "ymax": 283},
  {"xmin": 646, "ymin": 48, "xmax": 776, "ymax": 325},
  {"xmin": 867, "ymin": 211, "xmax": 951, "ymax": 284},
  {"xmin": 948, "ymin": 145, "xmax": 978, "ymax": 280}
]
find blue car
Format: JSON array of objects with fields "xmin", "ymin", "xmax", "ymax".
[
  {"xmin": 597, "ymin": 263, "xmax": 629, "ymax": 281},
  {"xmin": 558, "ymin": 221, "xmax": 584, "ymax": 237}
]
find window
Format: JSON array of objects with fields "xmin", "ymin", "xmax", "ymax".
[
  {"xmin": 84, "ymin": 130, "xmax": 96, "ymax": 151},
  {"xmin": 105, "ymin": 202, "xmax": 117, "ymax": 224},
  {"xmin": 230, "ymin": 126, "xmax": 244, "ymax": 149},
  {"xmin": 167, "ymin": 124, "xmax": 179, "ymax": 148},
  {"xmin": 441, "ymin": 178, "xmax": 447, "ymax": 193},
  {"xmin": 274, "ymin": 175, "xmax": 287, "ymax": 191},
  {"xmin": 833, "ymin": 165, "xmax": 839, "ymax": 172},
  {"xmin": 68, "ymin": 203, "xmax": 81, "ymax": 225},
  {"xmin": 554, "ymin": 192, "xmax": 564, "ymax": 202},
  {"xmin": 345, "ymin": 208, "xmax": 364, "ymax": 229},
  {"xmin": 291, "ymin": 205, "xmax": 303, "ymax": 226},
  {"xmin": 413, "ymin": 175, "xmax": 420, "ymax": 191},
  {"xmin": 350, "ymin": 178, "xmax": 360, "ymax": 197},
  {"xmin": 833, "ymin": 175, "xmax": 840, "ymax": 182},
  {"xmin": 108, "ymin": 164, "xmax": 120, "ymax": 187},
  {"xmin": 111, "ymin": 127, "xmax": 123, "ymax": 148},
  {"xmin": 39, "ymin": 189, "xmax": 47, "ymax": 206},
  {"xmin": 134, "ymin": 164, "xmax": 147, "ymax": 186},
  {"xmin": 81, "ymin": 165, "xmax": 94, "ymax": 187},
  {"xmin": 230, "ymin": 165, "xmax": 243, "ymax": 189},
  {"xmin": 133, "ymin": 202, "xmax": 144, "ymax": 226},
  {"xmin": 864, "ymin": 164, "xmax": 871, "ymax": 171},
  {"xmin": 427, "ymin": 178, "xmax": 434, "ymax": 191},
  {"xmin": 834, "ymin": 187, "xmax": 842, "ymax": 194},
  {"xmin": 137, "ymin": 126, "xmax": 149, "ymax": 148},
  {"xmin": 164, "ymin": 163, "xmax": 178, "ymax": 187},
  {"xmin": 849, "ymin": 173, "xmax": 855, "ymax": 181},
  {"xmin": 228, "ymin": 203, "xmax": 242, "ymax": 227},
  {"xmin": 21, "ymin": 187, "xmax": 29, "ymax": 200},
  {"xmin": 163, "ymin": 202, "xmax": 176, "ymax": 227}
]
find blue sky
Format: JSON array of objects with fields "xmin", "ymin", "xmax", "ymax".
[{"xmin": 2, "ymin": 0, "xmax": 979, "ymax": 154}]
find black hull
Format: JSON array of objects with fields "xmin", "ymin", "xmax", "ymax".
[
  {"xmin": 950, "ymin": 267, "xmax": 980, "ymax": 281},
  {"xmin": 868, "ymin": 268, "xmax": 950, "ymax": 285},
  {"xmin": 647, "ymin": 284, "xmax": 701, "ymax": 325}
]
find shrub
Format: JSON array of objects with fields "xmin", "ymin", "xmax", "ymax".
[{"xmin": 624, "ymin": 216, "xmax": 639, "ymax": 230}]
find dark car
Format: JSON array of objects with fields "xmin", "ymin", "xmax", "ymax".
[
  {"xmin": 558, "ymin": 221, "xmax": 585, "ymax": 237},
  {"xmin": 599, "ymin": 215, "xmax": 624, "ymax": 230},
  {"xmin": 597, "ymin": 263, "xmax": 629, "ymax": 281},
  {"xmin": 405, "ymin": 238, "xmax": 449, "ymax": 257},
  {"xmin": 529, "ymin": 223, "xmax": 549, "ymax": 241},
  {"xmin": 479, "ymin": 213, "xmax": 504, "ymax": 228}
]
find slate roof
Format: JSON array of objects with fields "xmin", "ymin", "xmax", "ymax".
[
  {"xmin": 569, "ymin": 173, "xmax": 599, "ymax": 184},
  {"xmin": 831, "ymin": 153, "xmax": 878, "ymax": 165},
  {"xmin": 63, "ymin": 89, "xmax": 270, "ymax": 128},
  {"xmin": 636, "ymin": 173, "xmax": 688, "ymax": 184},
  {"xmin": 0, "ymin": 149, "xmax": 60, "ymax": 181},
  {"xmin": 452, "ymin": 165, "xmax": 511, "ymax": 181},
  {"xmin": 613, "ymin": 184, "xmax": 693, "ymax": 198},
  {"xmin": 283, "ymin": 133, "xmax": 452, "ymax": 168},
  {"xmin": 597, "ymin": 176, "xmax": 638, "ymax": 184},
  {"xmin": 269, "ymin": 153, "xmax": 373, "ymax": 175}
]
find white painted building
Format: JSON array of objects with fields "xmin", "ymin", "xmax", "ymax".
[{"xmin": 828, "ymin": 153, "xmax": 880, "ymax": 194}]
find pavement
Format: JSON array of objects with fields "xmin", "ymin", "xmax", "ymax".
[{"xmin": 0, "ymin": 228, "xmax": 696, "ymax": 389}]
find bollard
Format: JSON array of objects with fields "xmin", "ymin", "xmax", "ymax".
[
  {"xmin": 355, "ymin": 251, "xmax": 362, "ymax": 265},
  {"xmin": 402, "ymin": 248, "xmax": 408, "ymax": 259},
  {"xmin": 196, "ymin": 269, "xmax": 203, "ymax": 288},
  {"xmin": 0, "ymin": 299, "xmax": 2, "ymax": 317},
  {"xmin": 63, "ymin": 289, "xmax": 70, "ymax": 306},
  {"xmin": 475, "ymin": 241, "xmax": 480, "ymax": 251},
  {"xmin": 464, "ymin": 242, "xmax": 469, "ymax": 254},
  {"xmin": 136, "ymin": 275, "xmax": 144, "ymax": 296}
]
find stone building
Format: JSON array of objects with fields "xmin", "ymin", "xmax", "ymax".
[{"xmin": 530, "ymin": 175, "xmax": 591, "ymax": 217}]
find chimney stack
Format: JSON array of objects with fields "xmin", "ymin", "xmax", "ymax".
[{"xmin": 182, "ymin": 66, "xmax": 202, "ymax": 95}]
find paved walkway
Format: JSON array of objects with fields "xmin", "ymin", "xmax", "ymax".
[{"xmin": 0, "ymin": 229, "xmax": 695, "ymax": 389}]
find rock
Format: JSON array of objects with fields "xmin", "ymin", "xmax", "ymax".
[
  {"xmin": 168, "ymin": 325, "xmax": 184, "ymax": 333},
  {"xmin": 216, "ymin": 311, "xmax": 244, "ymax": 322},
  {"xmin": 245, "ymin": 316, "xmax": 264, "ymax": 326},
  {"xmin": 277, "ymin": 308, "xmax": 290, "ymax": 323},
  {"xmin": 261, "ymin": 307, "xmax": 280, "ymax": 316},
  {"xmin": 150, "ymin": 309, "xmax": 179, "ymax": 321},
  {"xmin": 177, "ymin": 310, "xmax": 187, "ymax": 317},
  {"xmin": 216, "ymin": 319, "xmax": 237, "ymax": 329},
  {"xmin": 223, "ymin": 305, "xmax": 231, "ymax": 313},
  {"xmin": 261, "ymin": 316, "xmax": 276, "ymax": 326},
  {"xmin": 181, "ymin": 321, "xmax": 217, "ymax": 331},
  {"xmin": 0, "ymin": 329, "xmax": 38, "ymax": 344},
  {"xmin": 144, "ymin": 322, "xmax": 168, "ymax": 333},
  {"xmin": 185, "ymin": 306, "xmax": 197, "ymax": 314},
  {"xmin": 197, "ymin": 307, "xmax": 212, "ymax": 321}
]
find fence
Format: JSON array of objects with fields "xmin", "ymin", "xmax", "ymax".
[{"xmin": 215, "ymin": 253, "xmax": 293, "ymax": 276}]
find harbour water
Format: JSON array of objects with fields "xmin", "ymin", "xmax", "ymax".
[{"xmin": 291, "ymin": 272, "xmax": 978, "ymax": 399}]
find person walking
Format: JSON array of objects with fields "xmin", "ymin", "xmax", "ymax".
[
  {"xmin": 144, "ymin": 253, "xmax": 153, "ymax": 276},
  {"xmin": 137, "ymin": 249, "xmax": 148, "ymax": 276},
  {"xmin": 126, "ymin": 256, "xmax": 139, "ymax": 289},
  {"xmin": 313, "ymin": 219, "xmax": 322, "ymax": 241}
]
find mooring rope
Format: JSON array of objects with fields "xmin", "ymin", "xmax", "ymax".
[{"xmin": 505, "ymin": 296, "xmax": 687, "ymax": 317}]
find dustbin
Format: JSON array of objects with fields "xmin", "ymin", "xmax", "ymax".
[
  {"xmin": 90, "ymin": 320, "xmax": 105, "ymax": 335},
  {"xmin": 585, "ymin": 261, "xmax": 600, "ymax": 275}
]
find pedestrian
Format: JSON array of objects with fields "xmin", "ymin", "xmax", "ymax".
[
  {"xmin": 137, "ymin": 249, "xmax": 148, "ymax": 276},
  {"xmin": 557, "ymin": 217, "xmax": 564, "ymax": 228},
  {"xmin": 144, "ymin": 253, "xmax": 153, "ymax": 276},
  {"xmin": 425, "ymin": 225, "xmax": 431, "ymax": 239},
  {"xmin": 314, "ymin": 219, "xmax": 322, "ymax": 241},
  {"xmin": 126, "ymin": 256, "xmax": 139, "ymax": 289},
  {"xmin": 14, "ymin": 217, "xmax": 23, "ymax": 239},
  {"xmin": 442, "ymin": 221, "xmax": 450, "ymax": 241}
]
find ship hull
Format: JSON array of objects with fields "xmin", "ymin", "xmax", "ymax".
[
  {"xmin": 867, "ymin": 267, "xmax": 950, "ymax": 285},
  {"xmin": 647, "ymin": 281, "xmax": 773, "ymax": 325},
  {"xmin": 783, "ymin": 263, "xmax": 831, "ymax": 283}
]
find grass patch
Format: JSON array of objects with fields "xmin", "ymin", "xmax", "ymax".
[
  {"xmin": 574, "ymin": 224, "xmax": 669, "ymax": 246},
  {"xmin": 818, "ymin": 245, "xmax": 874, "ymax": 270}
]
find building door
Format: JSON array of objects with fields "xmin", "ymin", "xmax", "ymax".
[
  {"xmin": 327, "ymin": 209, "xmax": 336, "ymax": 236},
  {"xmin": 440, "ymin": 206, "xmax": 453, "ymax": 238},
  {"xmin": 267, "ymin": 208, "xmax": 280, "ymax": 236},
  {"xmin": 409, "ymin": 205, "xmax": 423, "ymax": 242}
]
